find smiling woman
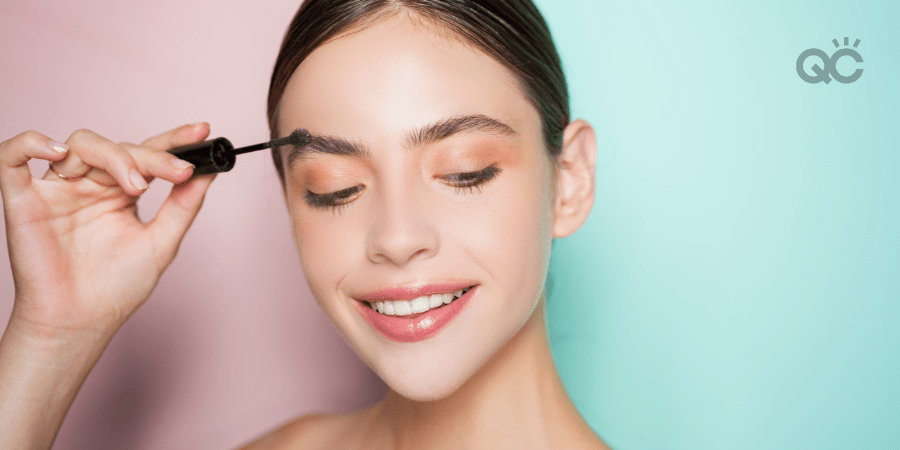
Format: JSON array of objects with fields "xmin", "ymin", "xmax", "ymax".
[{"xmin": 0, "ymin": 0, "xmax": 604, "ymax": 449}]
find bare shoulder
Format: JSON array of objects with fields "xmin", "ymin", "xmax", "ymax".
[{"xmin": 237, "ymin": 412, "xmax": 354, "ymax": 450}]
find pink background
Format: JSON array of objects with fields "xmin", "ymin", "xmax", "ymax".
[{"xmin": 0, "ymin": 1, "xmax": 386, "ymax": 448}]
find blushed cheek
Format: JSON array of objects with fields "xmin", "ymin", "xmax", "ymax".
[
  {"xmin": 513, "ymin": 165, "xmax": 555, "ymax": 300},
  {"xmin": 291, "ymin": 215, "xmax": 352, "ymax": 305},
  {"xmin": 476, "ymin": 169, "xmax": 552, "ymax": 287}
]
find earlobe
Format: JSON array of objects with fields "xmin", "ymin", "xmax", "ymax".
[{"xmin": 551, "ymin": 119, "xmax": 597, "ymax": 238}]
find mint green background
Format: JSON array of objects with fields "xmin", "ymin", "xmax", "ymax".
[{"xmin": 537, "ymin": 1, "xmax": 900, "ymax": 449}]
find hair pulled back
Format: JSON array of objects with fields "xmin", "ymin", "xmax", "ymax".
[{"xmin": 267, "ymin": 0, "xmax": 569, "ymax": 180}]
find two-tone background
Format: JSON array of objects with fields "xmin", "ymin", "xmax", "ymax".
[{"xmin": 1, "ymin": 1, "xmax": 897, "ymax": 448}]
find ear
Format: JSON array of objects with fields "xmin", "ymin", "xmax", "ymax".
[{"xmin": 551, "ymin": 119, "xmax": 597, "ymax": 238}]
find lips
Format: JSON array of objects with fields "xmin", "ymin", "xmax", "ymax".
[{"xmin": 353, "ymin": 283, "xmax": 478, "ymax": 342}]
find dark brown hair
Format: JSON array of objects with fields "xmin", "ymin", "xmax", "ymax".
[{"xmin": 267, "ymin": 0, "xmax": 569, "ymax": 180}]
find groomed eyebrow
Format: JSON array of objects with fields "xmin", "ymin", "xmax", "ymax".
[
  {"xmin": 286, "ymin": 135, "xmax": 370, "ymax": 166},
  {"xmin": 285, "ymin": 114, "xmax": 516, "ymax": 167},
  {"xmin": 403, "ymin": 114, "xmax": 516, "ymax": 149}
]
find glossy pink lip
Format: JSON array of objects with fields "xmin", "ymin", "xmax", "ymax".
[
  {"xmin": 353, "ymin": 281, "xmax": 475, "ymax": 302},
  {"xmin": 353, "ymin": 284, "xmax": 478, "ymax": 343}
]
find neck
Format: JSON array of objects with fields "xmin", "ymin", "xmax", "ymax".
[{"xmin": 363, "ymin": 298, "xmax": 606, "ymax": 450}]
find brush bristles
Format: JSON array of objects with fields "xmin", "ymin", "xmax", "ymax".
[
  {"xmin": 231, "ymin": 129, "xmax": 312, "ymax": 156},
  {"xmin": 273, "ymin": 129, "xmax": 311, "ymax": 149}
]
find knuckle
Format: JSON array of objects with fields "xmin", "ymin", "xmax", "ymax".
[
  {"xmin": 17, "ymin": 130, "xmax": 42, "ymax": 148},
  {"xmin": 22, "ymin": 131, "xmax": 46, "ymax": 152},
  {"xmin": 118, "ymin": 142, "xmax": 139, "ymax": 153},
  {"xmin": 0, "ymin": 130, "xmax": 41, "ymax": 157},
  {"xmin": 20, "ymin": 130, "xmax": 44, "ymax": 143},
  {"xmin": 113, "ymin": 149, "xmax": 138, "ymax": 170},
  {"xmin": 69, "ymin": 128, "xmax": 96, "ymax": 143}
]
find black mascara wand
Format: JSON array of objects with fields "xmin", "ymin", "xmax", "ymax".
[{"xmin": 169, "ymin": 129, "xmax": 311, "ymax": 176}]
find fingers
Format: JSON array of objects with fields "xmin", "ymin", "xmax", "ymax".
[
  {"xmin": 2, "ymin": 124, "xmax": 211, "ymax": 216},
  {"xmin": 131, "ymin": 123, "xmax": 216, "ymax": 262},
  {"xmin": 42, "ymin": 127, "xmax": 206, "ymax": 197},
  {"xmin": 116, "ymin": 143, "xmax": 197, "ymax": 185},
  {"xmin": 141, "ymin": 122, "xmax": 210, "ymax": 151},
  {"xmin": 0, "ymin": 131, "xmax": 69, "ymax": 196},
  {"xmin": 148, "ymin": 174, "xmax": 216, "ymax": 263},
  {"xmin": 41, "ymin": 129, "xmax": 149, "ymax": 196}
]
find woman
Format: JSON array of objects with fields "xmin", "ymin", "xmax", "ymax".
[{"xmin": 0, "ymin": 0, "xmax": 606, "ymax": 448}]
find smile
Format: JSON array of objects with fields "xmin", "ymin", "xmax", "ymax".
[
  {"xmin": 353, "ymin": 284, "xmax": 478, "ymax": 342},
  {"xmin": 366, "ymin": 286, "xmax": 473, "ymax": 316}
]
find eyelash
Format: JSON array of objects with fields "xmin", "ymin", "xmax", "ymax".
[
  {"xmin": 304, "ymin": 185, "xmax": 362, "ymax": 212},
  {"xmin": 303, "ymin": 164, "xmax": 501, "ymax": 211},
  {"xmin": 441, "ymin": 164, "xmax": 501, "ymax": 194}
]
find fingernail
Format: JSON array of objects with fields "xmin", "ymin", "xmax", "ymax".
[
  {"xmin": 129, "ymin": 169, "xmax": 149, "ymax": 190},
  {"xmin": 48, "ymin": 140, "xmax": 69, "ymax": 153},
  {"xmin": 171, "ymin": 158, "xmax": 195, "ymax": 170}
]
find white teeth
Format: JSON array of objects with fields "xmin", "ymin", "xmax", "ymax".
[
  {"xmin": 410, "ymin": 296, "xmax": 428, "ymax": 313},
  {"xmin": 394, "ymin": 300, "xmax": 412, "ymax": 315},
  {"xmin": 428, "ymin": 295, "xmax": 442, "ymax": 308},
  {"xmin": 368, "ymin": 287, "xmax": 472, "ymax": 316}
]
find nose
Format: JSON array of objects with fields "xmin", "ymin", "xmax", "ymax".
[{"xmin": 366, "ymin": 182, "xmax": 439, "ymax": 266}]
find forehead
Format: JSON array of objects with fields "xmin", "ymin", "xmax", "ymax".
[{"xmin": 277, "ymin": 12, "xmax": 540, "ymax": 145}]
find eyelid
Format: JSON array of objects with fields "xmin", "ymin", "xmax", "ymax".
[
  {"xmin": 301, "ymin": 163, "xmax": 501, "ymax": 211},
  {"xmin": 438, "ymin": 164, "xmax": 502, "ymax": 195},
  {"xmin": 440, "ymin": 164, "xmax": 501, "ymax": 184},
  {"xmin": 304, "ymin": 185, "xmax": 364, "ymax": 210}
]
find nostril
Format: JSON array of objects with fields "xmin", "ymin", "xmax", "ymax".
[{"xmin": 366, "ymin": 225, "xmax": 439, "ymax": 266}]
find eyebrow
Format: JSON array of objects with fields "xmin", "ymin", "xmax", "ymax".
[{"xmin": 284, "ymin": 114, "xmax": 516, "ymax": 167}]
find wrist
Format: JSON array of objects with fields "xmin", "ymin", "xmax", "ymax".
[
  {"xmin": 1, "ymin": 313, "xmax": 113, "ymax": 367},
  {"xmin": 7, "ymin": 295, "xmax": 120, "ymax": 347},
  {"xmin": 0, "ymin": 311, "xmax": 113, "ymax": 450}
]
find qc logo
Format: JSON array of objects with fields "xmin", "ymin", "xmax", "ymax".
[{"xmin": 796, "ymin": 37, "xmax": 863, "ymax": 84}]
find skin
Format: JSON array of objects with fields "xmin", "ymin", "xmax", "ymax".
[
  {"xmin": 244, "ymin": 12, "xmax": 605, "ymax": 450},
  {"xmin": 0, "ymin": 124, "xmax": 214, "ymax": 449},
  {"xmin": 0, "ymin": 8, "xmax": 603, "ymax": 450}
]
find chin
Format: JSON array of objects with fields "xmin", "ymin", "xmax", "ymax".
[
  {"xmin": 383, "ymin": 368, "xmax": 471, "ymax": 402},
  {"xmin": 366, "ymin": 338, "xmax": 491, "ymax": 402},
  {"xmin": 359, "ymin": 291, "xmax": 546, "ymax": 403}
]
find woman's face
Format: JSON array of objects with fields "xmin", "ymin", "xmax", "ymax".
[{"xmin": 277, "ymin": 13, "xmax": 556, "ymax": 400}]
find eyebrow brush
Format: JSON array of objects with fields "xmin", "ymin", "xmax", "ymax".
[{"xmin": 168, "ymin": 129, "xmax": 311, "ymax": 176}]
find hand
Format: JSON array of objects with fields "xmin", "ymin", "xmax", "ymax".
[{"xmin": 0, "ymin": 124, "xmax": 215, "ymax": 340}]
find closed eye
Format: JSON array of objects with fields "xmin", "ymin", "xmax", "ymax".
[
  {"xmin": 440, "ymin": 164, "xmax": 501, "ymax": 194},
  {"xmin": 304, "ymin": 185, "xmax": 364, "ymax": 211},
  {"xmin": 302, "ymin": 164, "xmax": 500, "ymax": 210}
]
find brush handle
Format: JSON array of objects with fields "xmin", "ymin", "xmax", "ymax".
[{"xmin": 168, "ymin": 137, "xmax": 235, "ymax": 176}]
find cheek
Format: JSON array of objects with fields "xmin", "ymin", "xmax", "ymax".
[
  {"xmin": 286, "ymin": 193, "xmax": 360, "ymax": 305},
  {"xmin": 462, "ymin": 159, "xmax": 554, "ymax": 288}
]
